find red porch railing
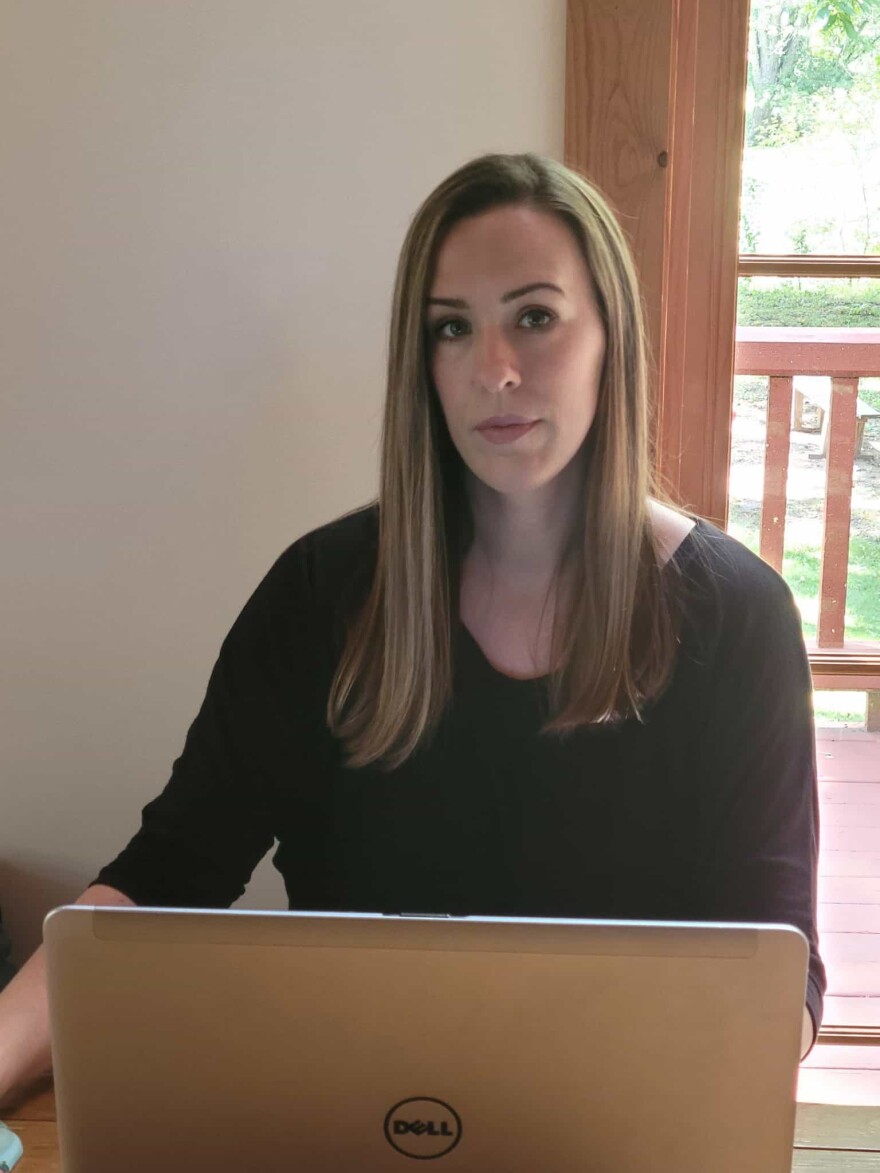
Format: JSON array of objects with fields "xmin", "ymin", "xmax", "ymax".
[
  {"xmin": 734, "ymin": 327, "xmax": 880, "ymax": 686},
  {"xmin": 735, "ymin": 328, "xmax": 880, "ymax": 1061}
]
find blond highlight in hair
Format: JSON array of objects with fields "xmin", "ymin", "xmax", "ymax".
[{"xmin": 327, "ymin": 153, "xmax": 688, "ymax": 772}]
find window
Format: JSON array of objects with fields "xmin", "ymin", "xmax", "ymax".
[{"xmin": 733, "ymin": 0, "xmax": 880, "ymax": 1085}]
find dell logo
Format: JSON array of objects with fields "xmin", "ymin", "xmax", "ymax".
[
  {"xmin": 394, "ymin": 1120, "xmax": 454, "ymax": 1137},
  {"xmin": 384, "ymin": 1097, "xmax": 462, "ymax": 1159}
]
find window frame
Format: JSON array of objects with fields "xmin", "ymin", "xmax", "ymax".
[{"xmin": 566, "ymin": 0, "xmax": 880, "ymax": 1046}]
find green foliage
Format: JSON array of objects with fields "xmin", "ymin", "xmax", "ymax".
[
  {"xmin": 737, "ymin": 280, "xmax": 880, "ymax": 326},
  {"xmin": 739, "ymin": 177, "xmax": 763, "ymax": 252},
  {"xmin": 802, "ymin": 0, "xmax": 880, "ymax": 55},
  {"xmin": 747, "ymin": 0, "xmax": 880, "ymax": 147}
]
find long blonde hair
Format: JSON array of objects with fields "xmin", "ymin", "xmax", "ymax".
[{"xmin": 327, "ymin": 152, "xmax": 689, "ymax": 772}]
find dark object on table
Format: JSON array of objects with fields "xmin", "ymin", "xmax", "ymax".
[{"xmin": 0, "ymin": 910, "xmax": 17, "ymax": 994}]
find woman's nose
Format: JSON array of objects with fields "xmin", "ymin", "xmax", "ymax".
[{"xmin": 473, "ymin": 327, "xmax": 522, "ymax": 392}]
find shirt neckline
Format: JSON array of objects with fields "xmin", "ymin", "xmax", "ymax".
[{"xmin": 457, "ymin": 518, "xmax": 707, "ymax": 685}]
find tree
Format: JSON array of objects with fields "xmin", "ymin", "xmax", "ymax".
[{"xmin": 748, "ymin": 0, "xmax": 880, "ymax": 146}]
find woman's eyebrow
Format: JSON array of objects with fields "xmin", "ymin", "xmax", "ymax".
[{"xmin": 426, "ymin": 282, "xmax": 565, "ymax": 309}]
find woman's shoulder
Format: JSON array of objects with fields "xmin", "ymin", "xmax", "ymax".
[
  {"xmin": 648, "ymin": 499, "xmax": 697, "ymax": 566},
  {"xmin": 221, "ymin": 503, "xmax": 380, "ymax": 640},
  {"xmin": 677, "ymin": 515, "xmax": 789, "ymax": 588},
  {"xmin": 649, "ymin": 498, "xmax": 778, "ymax": 603},
  {"xmin": 221, "ymin": 502, "xmax": 381, "ymax": 663},
  {"xmin": 669, "ymin": 513, "xmax": 803, "ymax": 648},
  {"xmin": 268, "ymin": 500, "xmax": 380, "ymax": 590}
]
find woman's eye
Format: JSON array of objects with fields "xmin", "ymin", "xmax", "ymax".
[
  {"xmin": 429, "ymin": 307, "xmax": 554, "ymax": 341},
  {"xmin": 432, "ymin": 317, "xmax": 469, "ymax": 340},
  {"xmin": 520, "ymin": 307, "xmax": 554, "ymax": 328}
]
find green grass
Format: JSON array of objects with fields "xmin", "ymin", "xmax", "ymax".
[
  {"xmin": 783, "ymin": 538, "xmax": 880, "ymax": 642},
  {"xmin": 812, "ymin": 690, "xmax": 867, "ymax": 727},
  {"xmin": 726, "ymin": 525, "xmax": 880, "ymax": 728},
  {"xmin": 727, "ymin": 528, "xmax": 880, "ymax": 642},
  {"xmin": 732, "ymin": 284, "xmax": 880, "ymax": 641},
  {"xmin": 737, "ymin": 280, "xmax": 880, "ymax": 329},
  {"xmin": 733, "ymin": 283, "xmax": 880, "ymax": 725}
]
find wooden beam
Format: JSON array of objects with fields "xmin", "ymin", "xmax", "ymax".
[
  {"xmin": 565, "ymin": 0, "xmax": 673, "ymax": 391},
  {"xmin": 759, "ymin": 376, "xmax": 793, "ymax": 572},
  {"xmin": 736, "ymin": 327, "xmax": 880, "ymax": 378},
  {"xmin": 740, "ymin": 254, "xmax": 880, "ymax": 279},
  {"xmin": 808, "ymin": 642, "xmax": 880, "ymax": 690},
  {"xmin": 565, "ymin": 0, "xmax": 750, "ymax": 525},
  {"xmin": 818, "ymin": 379, "xmax": 859, "ymax": 649}
]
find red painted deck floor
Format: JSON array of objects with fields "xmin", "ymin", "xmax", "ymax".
[{"xmin": 797, "ymin": 726, "xmax": 880, "ymax": 1105}]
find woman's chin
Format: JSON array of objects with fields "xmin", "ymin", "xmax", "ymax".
[{"xmin": 463, "ymin": 460, "xmax": 562, "ymax": 498}]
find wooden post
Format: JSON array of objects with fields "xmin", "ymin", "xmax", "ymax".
[
  {"xmin": 565, "ymin": 0, "xmax": 750, "ymax": 526},
  {"xmin": 817, "ymin": 377, "xmax": 859, "ymax": 648},
  {"xmin": 760, "ymin": 375, "xmax": 793, "ymax": 572}
]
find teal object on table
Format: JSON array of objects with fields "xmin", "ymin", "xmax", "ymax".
[{"xmin": 0, "ymin": 1121, "xmax": 23, "ymax": 1171}]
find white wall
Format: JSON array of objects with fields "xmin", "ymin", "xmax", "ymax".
[{"xmin": 0, "ymin": 0, "xmax": 565, "ymax": 964}]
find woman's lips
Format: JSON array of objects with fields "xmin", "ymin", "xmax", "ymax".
[{"xmin": 476, "ymin": 420, "xmax": 540, "ymax": 445}]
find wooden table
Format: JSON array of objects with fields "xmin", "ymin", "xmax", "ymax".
[
  {"xmin": 4, "ymin": 1084, "xmax": 879, "ymax": 1170},
  {"xmin": 4, "ymin": 1083, "xmax": 57, "ymax": 1173},
  {"xmin": 791, "ymin": 374, "xmax": 880, "ymax": 457}
]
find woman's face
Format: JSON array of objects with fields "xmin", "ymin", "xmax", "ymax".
[{"xmin": 425, "ymin": 204, "xmax": 607, "ymax": 498}]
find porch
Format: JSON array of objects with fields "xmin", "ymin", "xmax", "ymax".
[
  {"xmin": 800, "ymin": 726, "xmax": 880, "ymax": 1105},
  {"xmin": 733, "ymin": 325, "xmax": 880, "ymax": 1102}
]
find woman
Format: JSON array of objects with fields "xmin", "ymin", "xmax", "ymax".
[{"xmin": 0, "ymin": 153, "xmax": 824, "ymax": 1106}]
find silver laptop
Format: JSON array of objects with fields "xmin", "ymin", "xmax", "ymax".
[{"xmin": 44, "ymin": 907, "xmax": 808, "ymax": 1172}]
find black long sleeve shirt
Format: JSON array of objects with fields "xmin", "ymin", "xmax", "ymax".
[{"xmin": 93, "ymin": 503, "xmax": 826, "ymax": 1037}]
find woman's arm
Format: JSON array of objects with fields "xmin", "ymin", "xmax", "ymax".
[
  {"xmin": 801, "ymin": 1007, "xmax": 815, "ymax": 1061},
  {"xmin": 86, "ymin": 540, "xmax": 317, "ymax": 910},
  {"xmin": 0, "ymin": 884, "xmax": 135, "ymax": 1111},
  {"xmin": 686, "ymin": 539, "xmax": 826, "ymax": 1059}
]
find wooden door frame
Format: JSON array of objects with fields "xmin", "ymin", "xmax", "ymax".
[
  {"xmin": 566, "ymin": 0, "xmax": 880, "ymax": 687},
  {"xmin": 565, "ymin": 0, "xmax": 751, "ymax": 528},
  {"xmin": 566, "ymin": 0, "xmax": 880, "ymax": 1043}
]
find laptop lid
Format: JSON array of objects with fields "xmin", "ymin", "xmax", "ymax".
[{"xmin": 44, "ymin": 907, "xmax": 808, "ymax": 1172}]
